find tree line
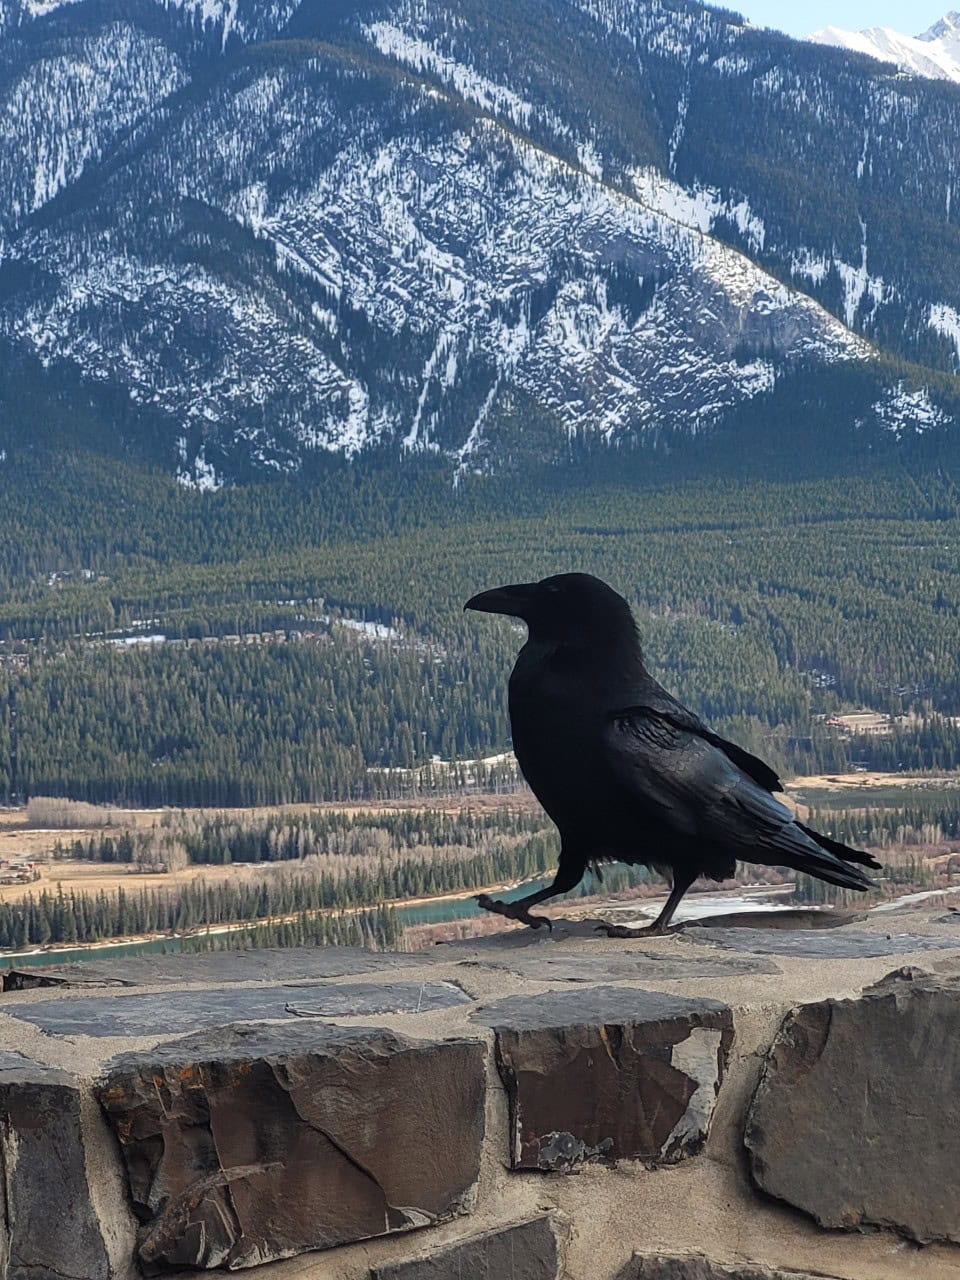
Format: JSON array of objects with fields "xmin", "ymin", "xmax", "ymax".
[{"xmin": 0, "ymin": 872, "xmax": 409, "ymax": 952}]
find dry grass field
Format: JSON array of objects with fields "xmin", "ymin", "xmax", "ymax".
[
  {"xmin": 784, "ymin": 771, "xmax": 959, "ymax": 792},
  {"xmin": 0, "ymin": 857, "xmax": 279, "ymax": 905},
  {"xmin": 0, "ymin": 806, "xmax": 330, "ymax": 905},
  {"xmin": 0, "ymin": 793, "xmax": 541, "ymax": 906}
]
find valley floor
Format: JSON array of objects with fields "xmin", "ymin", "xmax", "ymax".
[{"xmin": 1, "ymin": 769, "xmax": 958, "ymax": 959}]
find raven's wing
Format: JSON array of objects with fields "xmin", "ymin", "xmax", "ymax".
[
  {"xmin": 623, "ymin": 688, "xmax": 783, "ymax": 793},
  {"xmin": 603, "ymin": 707, "xmax": 875, "ymax": 889}
]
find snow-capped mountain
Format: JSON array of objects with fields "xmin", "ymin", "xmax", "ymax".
[
  {"xmin": 809, "ymin": 11, "xmax": 960, "ymax": 84},
  {"xmin": 1, "ymin": 0, "xmax": 960, "ymax": 482}
]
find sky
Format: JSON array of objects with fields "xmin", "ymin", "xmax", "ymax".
[{"xmin": 731, "ymin": 3, "xmax": 948, "ymax": 38}]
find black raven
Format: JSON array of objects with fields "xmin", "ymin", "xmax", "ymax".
[{"xmin": 465, "ymin": 572, "xmax": 880, "ymax": 934}]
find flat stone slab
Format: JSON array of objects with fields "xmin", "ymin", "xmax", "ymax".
[
  {"xmin": 630, "ymin": 1259, "xmax": 841, "ymax": 1279},
  {"xmin": 436, "ymin": 920, "xmax": 624, "ymax": 952},
  {"xmin": 681, "ymin": 909, "xmax": 863, "ymax": 931},
  {"xmin": 462, "ymin": 950, "xmax": 776, "ymax": 983},
  {"xmin": 745, "ymin": 967, "xmax": 960, "ymax": 1243},
  {"xmin": 688, "ymin": 927, "xmax": 960, "ymax": 958},
  {"xmin": 474, "ymin": 986, "xmax": 732, "ymax": 1171},
  {"xmin": 0, "ymin": 1049, "xmax": 42, "ymax": 1071},
  {"xmin": 284, "ymin": 981, "xmax": 471, "ymax": 1017},
  {"xmin": 0, "ymin": 1053, "xmax": 111, "ymax": 1280},
  {"xmin": 98, "ymin": 1022, "xmax": 486, "ymax": 1271},
  {"xmin": 3, "ymin": 980, "xmax": 470, "ymax": 1037},
  {"xmin": 371, "ymin": 1214, "xmax": 560, "ymax": 1279},
  {"xmin": 1, "ymin": 946, "xmax": 421, "ymax": 991}
]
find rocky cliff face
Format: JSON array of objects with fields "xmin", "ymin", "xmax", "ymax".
[{"xmin": 2, "ymin": 1, "xmax": 960, "ymax": 480}]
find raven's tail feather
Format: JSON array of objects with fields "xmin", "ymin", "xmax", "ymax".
[
  {"xmin": 797, "ymin": 822, "xmax": 882, "ymax": 870},
  {"xmin": 781, "ymin": 822, "xmax": 880, "ymax": 891}
]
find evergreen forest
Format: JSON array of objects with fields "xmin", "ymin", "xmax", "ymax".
[{"xmin": 2, "ymin": 432, "xmax": 960, "ymax": 807}]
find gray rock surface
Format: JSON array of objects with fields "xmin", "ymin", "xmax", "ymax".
[
  {"xmin": 689, "ymin": 927, "xmax": 960, "ymax": 958},
  {"xmin": 475, "ymin": 987, "xmax": 732, "ymax": 1171},
  {"xmin": 370, "ymin": 1215, "xmax": 560, "ymax": 1279},
  {"xmin": 5, "ymin": 979, "xmax": 469, "ymax": 1037},
  {"xmin": 0, "ymin": 1054, "xmax": 111, "ymax": 1280},
  {"xmin": 628, "ymin": 1259, "xmax": 840, "ymax": 1279},
  {"xmin": 1, "ymin": 946, "xmax": 421, "ymax": 991},
  {"xmin": 745, "ymin": 967, "xmax": 960, "ymax": 1243},
  {"xmin": 284, "ymin": 980, "xmax": 470, "ymax": 1017},
  {"xmin": 460, "ymin": 951, "xmax": 775, "ymax": 983},
  {"xmin": 681, "ymin": 909, "xmax": 861, "ymax": 931},
  {"xmin": 97, "ymin": 1022, "xmax": 485, "ymax": 1270}
]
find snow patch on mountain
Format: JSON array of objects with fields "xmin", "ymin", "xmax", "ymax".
[
  {"xmin": 873, "ymin": 383, "xmax": 949, "ymax": 436},
  {"xmin": 929, "ymin": 301, "xmax": 960, "ymax": 364},
  {"xmin": 364, "ymin": 21, "xmax": 565, "ymax": 135},
  {"xmin": 177, "ymin": 439, "xmax": 222, "ymax": 491},
  {"xmin": 151, "ymin": 0, "xmax": 302, "ymax": 47},
  {"xmin": 790, "ymin": 250, "xmax": 831, "ymax": 288},
  {"xmin": 630, "ymin": 167, "xmax": 766, "ymax": 254},
  {"xmin": 0, "ymin": 25, "xmax": 184, "ymax": 232},
  {"xmin": 836, "ymin": 217, "xmax": 884, "ymax": 329},
  {"xmin": 572, "ymin": 0, "xmax": 747, "ymax": 54},
  {"xmin": 361, "ymin": 17, "xmax": 611, "ymax": 181},
  {"xmin": 13, "ymin": 249, "xmax": 374, "ymax": 459},
  {"xmin": 20, "ymin": 0, "xmax": 84, "ymax": 16},
  {"xmin": 789, "ymin": 231, "xmax": 891, "ymax": 331}
]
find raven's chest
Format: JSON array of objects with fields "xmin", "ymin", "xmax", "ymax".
[{"xmin": 507, "ymin": 644, "xmax": 611, "ymax": 798}]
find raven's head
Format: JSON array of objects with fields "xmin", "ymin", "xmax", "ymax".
[{"xmin": 464, "ymin": 572, "xmax": 636, "ymax": 644}]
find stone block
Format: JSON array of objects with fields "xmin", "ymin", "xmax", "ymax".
[
  {"xmin": 474, "ymin": 986, "xmax": 732, "ymax": 1171},
  {"xmin": 628, "ymin": 1259, "xmax": 840, "ymax": 1279},
  {"xmin": 690, "ymin": 927, "xmax": 960, "ymax": 958},
  {"xmin": 284, "ymin": 980, "xmax": 471, "ymax": 1018},
  {"xmin": 97, "ymin": 1022, "xmax": 485, "ymax": 1271},
  {"xmin": 745, "ymin": 967, "xmax": 960, "ymax": 1243},
  {"xmin": 371, "ymin": 1214, "xmax": 560, "ymax": 1278},
  {"xmin": 7, "ymin": 980, "xmax": 470, "ymax": 1038},
  {"xmin": 0, "ymin": 1052, "xmax": 110, "ymax": 1280},
  {"xmin": 460, "ymin": 951, "xmax": 775, "ymax": 984},
  {"xmin": 1, "ymin": 946, "xmax": 421, "ymax": 992}
]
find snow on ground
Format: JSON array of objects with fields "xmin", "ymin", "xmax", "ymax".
[
  {"xmin": 929, "ymin": 302, "xmax": 960, "ymax": 364},
  {"xmin": 874, "ymin": 383, "xmax": 949, "ymax": 436}
]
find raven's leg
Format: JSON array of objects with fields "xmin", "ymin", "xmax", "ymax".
[
  {"xmin": 596, "ymin": 866, "xmax": 698, "ymax": 939},
  {"xmin": 477, "ymin": 856, "xmax": 584, "ymax": 931}
]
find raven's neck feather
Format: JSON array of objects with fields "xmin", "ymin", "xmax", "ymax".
[{"xmin": 514, "ymin": 623, "xmax": 647, "ymax": 710}]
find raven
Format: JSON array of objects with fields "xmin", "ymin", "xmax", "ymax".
[{"xmin": 465, "ymin": 572, "xmax": 880, "ymax": 934}]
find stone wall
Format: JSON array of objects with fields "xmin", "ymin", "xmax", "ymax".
[{"xmin": 2, "ymin": 910, "xmax": 960, "ymax": 1279}]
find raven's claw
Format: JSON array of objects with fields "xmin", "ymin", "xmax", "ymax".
[{"xmin": 477, "ymin": 893, "xmax": 552, "ymax": 930}]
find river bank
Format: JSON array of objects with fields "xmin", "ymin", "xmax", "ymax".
[{"xmin": 0, "ymin": 873, "xmax": 556, "ymax": 969}]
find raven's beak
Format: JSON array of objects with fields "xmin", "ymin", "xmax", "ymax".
[{"xmin": 464, "ymin": 582, "xmax": 536, "ymax": 618}]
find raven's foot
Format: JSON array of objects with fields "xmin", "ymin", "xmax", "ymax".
[
  {"xmin": 594, "ymin": 921, "xmax": 681, "ymax": 939},
  {"xmin": 477, "ymin": 894, "xmax": 552, "ymax": 930}
]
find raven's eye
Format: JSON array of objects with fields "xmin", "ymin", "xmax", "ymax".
[{"xmin": 543, "ymin": 583, "xmax": 561, "ymax": 595}]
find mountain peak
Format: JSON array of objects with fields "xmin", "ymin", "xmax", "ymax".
[
  {"xmin": 918, "ymin": 11, "xmax": 960, "ymax": 42},
  {"xmin": 808, "ymin": 15, "xmax": 960, "ymax": 83}
]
